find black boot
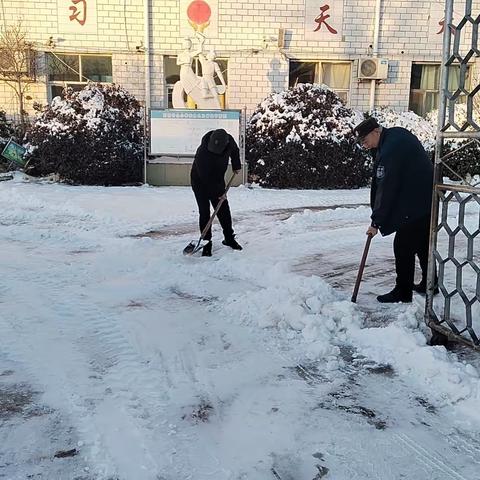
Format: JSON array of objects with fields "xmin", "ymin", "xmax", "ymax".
[
  {"xmin": 222, "ymin": 236, "xmax": 242, "ymax": 251},
  {"xmin": 413, "ymin": 280, "xmax": 439, "ymax": 295},
  {"xmin": 377, "ymin": 286, "xmax": 412, "ymax": 303},
  {"xmin": 202, "ymin": 241, "xmax": 212, "ymax": 257}
]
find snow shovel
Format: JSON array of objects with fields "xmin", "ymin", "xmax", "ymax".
[
  {"xmin": 183, "ymin": 172, "xmax": 238, "ymax": 256},
  {"xmin": 351, "ymin": 233, "xmax": 373, "ymax": 303}
]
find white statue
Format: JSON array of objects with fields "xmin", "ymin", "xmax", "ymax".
[
  {"xmin": 173, "ymin": 37, "xmax": 202, "ymax": 100},
  {"xmin": 198, "ymin": 49, "xmax": 226, "ymax": 109},
  {"xmin": 172, "ymin": 34, "xmax": 225, "ymax": 110}
]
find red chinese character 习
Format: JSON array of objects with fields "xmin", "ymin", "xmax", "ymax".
[
  {"xmin": 437, "ymin": 18, "xmax": 456, "ymax": 35},
  {"xmin": 69, "ymin": 0, "xmax": 87, "ymax": 26},
  {"xmin": 313, "ymin": 4, "xmax": 338, "ymax": 34}
]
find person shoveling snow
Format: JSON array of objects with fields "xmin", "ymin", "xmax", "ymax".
[{"xmin": 187, "ymin": 129, "xmax": 243, "ymax": 256}]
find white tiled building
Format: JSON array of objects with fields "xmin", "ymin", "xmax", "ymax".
[{"xmin": 1, "ymin": 0, "xmax": 473, "ymax": 121}]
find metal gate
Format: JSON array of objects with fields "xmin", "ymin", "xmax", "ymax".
[{"xmin": 426, "ymin": 0, "xmax": 480, "ymax": 348}]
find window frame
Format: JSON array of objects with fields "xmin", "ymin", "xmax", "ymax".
[
  {"xmin": 288, "ymin": 59, "xmax": 353, "ymax": 104},
  {"xmin": 409, "ymin": 62, "xmax": 472, "ymax": 117},
  {"xmin": 46, "ymin": 53, "xmax": 113, "ymax": 101}
]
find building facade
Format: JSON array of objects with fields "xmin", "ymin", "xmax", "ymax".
[{"xmin": 1, "ymin": 0, "xmax": 473, "ymax": 121}]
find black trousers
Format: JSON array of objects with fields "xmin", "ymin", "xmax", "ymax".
[
  {"xmin": 191, "ymin": 181, "xmax": 234, "ymax": 242},
  {"xmin": 393, "ymin": 215, "xmax": 431, "ymax": 292}
]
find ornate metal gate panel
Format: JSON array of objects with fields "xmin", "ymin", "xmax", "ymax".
[{"xmin": 426, "ymin": 0, "xmax": 480, "ymax": 348}]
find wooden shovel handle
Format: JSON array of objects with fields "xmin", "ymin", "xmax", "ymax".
[
  {"xmin": 199, "ymin": 172, "xmax": 237, "ymax": 240},
  {"xmin": 351, "ymin": 233, "xmax": 373, "ymax": 303}
]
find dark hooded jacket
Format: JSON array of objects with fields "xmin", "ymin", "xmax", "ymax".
[
  {"xmin": 191, "ymin": 130, "xmax": 241, "ymax": 197},
  {"xmin": 371, "ymin": 127, "xmax": 433, "ymax": 236}
]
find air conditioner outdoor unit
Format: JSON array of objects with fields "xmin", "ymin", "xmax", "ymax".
[{"xmin": 358, "ymin": 57, "xmax": 389, "ymax": 80}]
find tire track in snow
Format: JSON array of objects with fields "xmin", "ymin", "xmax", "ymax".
[
  {"xmin": 73, "ymin": 308, "xmax": 166, "ymax": 479},
  {"xmin": 66, "ymin": 265, "xmax": 236, "ymax": 479},
  {"xmin": 0, "ymin": 262, "xmax": 148, "ymax": 478},
  {"xmin": 0, "ymin": 242, "xmax": 167, "ymax": 479},
  {"xmin": 445, "ymin": 429, "xmax": 480, "ymax": 460},
  {"xmin": 393, "ymin": 432, "xmax": 470, "ymax": 480},
  {"xmin": 1, "ymin": 231, "xmax": 233, "ymax": 479}
]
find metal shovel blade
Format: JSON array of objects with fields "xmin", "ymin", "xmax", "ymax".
[
  {"xmin": 183, "ymin": 241, "xmax": 197, "ymax": 255},
  {"xmin": 183, "ymin": 239, "xmax": 209, "ymax": 256}
]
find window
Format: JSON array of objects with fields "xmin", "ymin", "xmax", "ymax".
[
  {"xmin": 47, "ymin": 53, "xmax": 112, "ymax": 100},
  {"xmin": 164, "ymin": 56, "xmax": 228, "ymax": 108},
  {"xmin": 289, "ymin": 60, "xmax": 352, "ymax": 103},
  {"xmin": 164, "ymin": 56, "xmax": 180, "ymax": 109},
  {"xmin": 409, "ymin": 63, "xmax": 471, "ymax": 117},
  {"xmin": 289, "ymin": 61, "xmax": 317, "ymax": 86}
]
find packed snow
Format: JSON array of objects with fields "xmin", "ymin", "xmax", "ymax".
[{"xmin": 1, "ymin": 174, "xmax": 480, "ymax": 480}]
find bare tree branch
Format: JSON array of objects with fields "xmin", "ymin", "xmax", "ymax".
[{"xmin": 0, "ymin": 21, "xmax": 38, "ymax": 134}]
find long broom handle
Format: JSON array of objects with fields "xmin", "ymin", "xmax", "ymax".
[
  {"xmin": 351, "ymin": 233, "xmax": 373, "ymax": 303},
  {"xmin": 199, "ymin": 172, "xmax": 237, "ymax": 241}
]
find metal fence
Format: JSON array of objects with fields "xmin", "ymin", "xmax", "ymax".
[{"xmin": 426, "ymin": 0, "xmax": 480, "ymax": 349}]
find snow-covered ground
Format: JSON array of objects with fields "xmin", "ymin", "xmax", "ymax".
[{"xmin": 1, "ymin": 175, "xmax": 480, "ymax": 480}]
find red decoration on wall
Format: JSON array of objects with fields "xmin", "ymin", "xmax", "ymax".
[
  {"xmin": 313, "ymin": 4, "xmax": 337, "ymax": 34},
  {"xmin": 187, "ymin": 0, "xmax": 211, "ymax": 26},
  {"xmin": 69, "ymin": 0, "xmax": 87, "ymax": 26}
]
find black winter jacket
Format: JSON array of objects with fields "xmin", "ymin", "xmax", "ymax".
[
  {"xmin": 370, "ymin": 127, "xmax": 433, "ymax": 236},
  {"xmin": 191, "ymin": 131, "xmax": 241, "ymax": 197}
]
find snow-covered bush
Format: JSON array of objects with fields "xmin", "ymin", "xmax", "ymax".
[
  {"xmin": 368, "ymin": 106, "xmax": 480, "ymax": 179},
  {"xmin": 368, "ymin": 106, "xmax": 436, "ymax": 153},
  {"xmin": 441, "ymin": 139, "xmax": 480, "ymax": 179},
  {"xmin": 246, "ymin": 83, "xmax": 371, "ymax": 189},
  {"xmin": 428, "ymin": 104, "xmax": 480, "ymax": 179},
  {"xmin": 427, "ymin": 104, "xmax": 480, "ymax": 137},
  {"xmin": 24, "ymin": 83, "xmax": 144, "ymax": 185}
]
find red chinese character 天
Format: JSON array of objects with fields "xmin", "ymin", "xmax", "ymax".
[
  {"xmin": 69, "ymin": 0, "xmax": 87, "ymax": 26},
  {"xmin": 437, "ymin": 18, "xmax": 456, "ymax": 35},
  {"xmin": 313, "ymin": 4, "xmax": 338, "ymax": 34}
]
